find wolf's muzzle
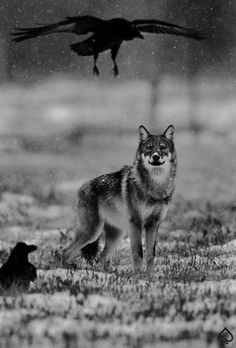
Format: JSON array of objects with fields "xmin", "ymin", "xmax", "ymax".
[{"xmin": 149, "ymin": 153, "xmax": 165, "ymax": 166}]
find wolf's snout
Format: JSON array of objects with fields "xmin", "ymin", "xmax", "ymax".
[{"xmin": 152, "ymin": 153, "xmax": 160, "ymax": 162}]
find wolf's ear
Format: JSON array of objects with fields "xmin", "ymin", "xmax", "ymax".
[
  {"xmin": 139, "ymin": 125, "xmax": 149, "ymax": 141},
  {"xmin": 163, "ymin": 125, "xmax": 174, "ymax": 141}
]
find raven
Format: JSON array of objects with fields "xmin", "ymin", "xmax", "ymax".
[
  {"xmin": 0, "ymin": 242, "xmax": 37, "ymax": 291},
  {"xmin": 12, "ymin": 16, "xmax": 206, "ymax": 76}
]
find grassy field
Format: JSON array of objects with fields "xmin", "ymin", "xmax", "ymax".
[{"xmin": 0, "ymin": 79, "xmax": 236, "ymax": 348}]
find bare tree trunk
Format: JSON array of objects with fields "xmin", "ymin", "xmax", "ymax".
[
  {"xmin": 146, "ymin": 0, "xmax": 160, "ymax": 132},
  {"xmin": 188, "ymin": 43, "xmax": 199, "ymax": 133},
  {"xmin": 149, "ymin": 75, "xmax": 160, "ymax": 132},
  {"xmin": 187, "ymin": 0, "xmax": 202, "ymax": 135}
]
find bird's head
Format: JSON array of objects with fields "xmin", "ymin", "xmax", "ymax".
[
  {"xmin": 134, "ymin": 29, "xmax": 144, "ymax": 39},
  {"xmin": 131, "ymin": 23, "xmax": 144, "ymax": 39},
  {"xmin": 10, "ymin": 242, "xmax": 38, "ymax": 257}
]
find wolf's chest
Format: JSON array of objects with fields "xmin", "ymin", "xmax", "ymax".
[{"xmin": 138, "ymin": 201, "xmax": 169, "ymax": 222}]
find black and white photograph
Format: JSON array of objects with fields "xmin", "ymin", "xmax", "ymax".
[{"xmin": 0, "ymin": 1, "xmax": 235, "ymax": 347}]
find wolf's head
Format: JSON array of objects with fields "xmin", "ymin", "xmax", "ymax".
[{"xmin": 136, "ymin": 125, "xmax": 176, "ymax": 177}]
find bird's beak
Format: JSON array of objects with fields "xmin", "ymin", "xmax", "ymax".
[
  {"xmin": 27, "ymin": 245, "xmax": 38, "ymax": 253},
  {"xmin": 137, "ymin": 32, "xmax": 144, "ymax": 39}
]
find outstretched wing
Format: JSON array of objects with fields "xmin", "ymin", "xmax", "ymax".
[
  {"xmin": 12, "ymin": 15, "xmax": 104, "ymax": 42},
  {"xmin": 133, "ymin": 19, "xmax": 206, "ymax": 40}
]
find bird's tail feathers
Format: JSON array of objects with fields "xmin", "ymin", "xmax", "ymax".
[{"xmin": 11, "ymin": 22, "xmax": 74, "ymax": 42}]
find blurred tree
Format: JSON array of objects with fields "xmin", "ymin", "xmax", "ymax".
[
  {"xmin": 164, "ymin": 0, "xmax": 235, "ymax": 131},
  {"xmin": 145, "ymin": 0, "xmax": 161, "ymax": 131}
]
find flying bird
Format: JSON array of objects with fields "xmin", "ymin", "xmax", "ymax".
[
  {"xmin": 0, "ymin": 242, "xmax": 37, "ymax": 291},
  {"xmin": 12, "ymin": 16, "xmax": 206, "ymax": 76}
]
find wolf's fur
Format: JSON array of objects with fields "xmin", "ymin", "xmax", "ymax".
[{"xmin": 64, "ymin": 125, "xmax": 177, "ymax": 276}]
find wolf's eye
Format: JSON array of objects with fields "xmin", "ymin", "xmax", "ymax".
[
  {"xmin": 146, "ymin": 145, "xmax": 152, "ymax": 151},
  {"xmin": 160, "ymin": 145, "xmax": 167, "ymax": 151}
]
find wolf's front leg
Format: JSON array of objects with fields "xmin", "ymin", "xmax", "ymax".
[
  {"xmin": 129, "ymin": 216, "xmax": 143, "ymax": 275},
  {"xmin": 144, "ymin": 216, "xmax": 160, "ymax": 278}
]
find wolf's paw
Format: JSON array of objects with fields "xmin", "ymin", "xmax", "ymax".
[
  {"xmin": 132, "ymin": 268, "xmax": 145, "ymax": 281},
  {"xmin": 100, "ymin": 259, "xmax": 115, "ymax": 273}
]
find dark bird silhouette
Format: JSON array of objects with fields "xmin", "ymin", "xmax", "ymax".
[
  {"xmin": 0, "ymin": 242, "xmax": 37, "ymax": 291},
  {"xmin": 12, "ymin": 16, "xmax": 206, "ymax": 76}
]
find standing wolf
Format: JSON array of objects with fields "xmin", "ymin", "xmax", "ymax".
[{"xmin": 65, "ymin": 125, "xmax": 177, "ymax": 276}]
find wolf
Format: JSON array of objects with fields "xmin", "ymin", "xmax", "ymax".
[{"xmin": 64, "ymin": 125, "xmax": 177, "ymax": 277}]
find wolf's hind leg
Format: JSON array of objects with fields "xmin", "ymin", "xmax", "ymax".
[
  {"xmin": 129, "ymin": 216, "xmax": 143, "ymax": 274},
  {"xmin": 100, "ymin": 224, "xmax": 123, "ymax": 268}
]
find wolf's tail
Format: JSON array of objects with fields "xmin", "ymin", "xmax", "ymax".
[{"xmin": 64, "ymin": 238, "xmax": 100, "ymax": 264}]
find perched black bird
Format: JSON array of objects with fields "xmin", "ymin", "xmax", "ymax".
[
  {"xmin": 0, "ymin": 242, "xmax": 37, "ymax": 291},
  {"xmin": 12, "ymin": 16, "xmax": 206, "ymax": 76}
]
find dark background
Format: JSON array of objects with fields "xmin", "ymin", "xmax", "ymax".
[
  {"xmin": 0, "ymin": 0, "xmax": 235, "ymax": 135},
  {"xmin": 0, "ymin": 0, "xmax": 235, "ymax": 81}
]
